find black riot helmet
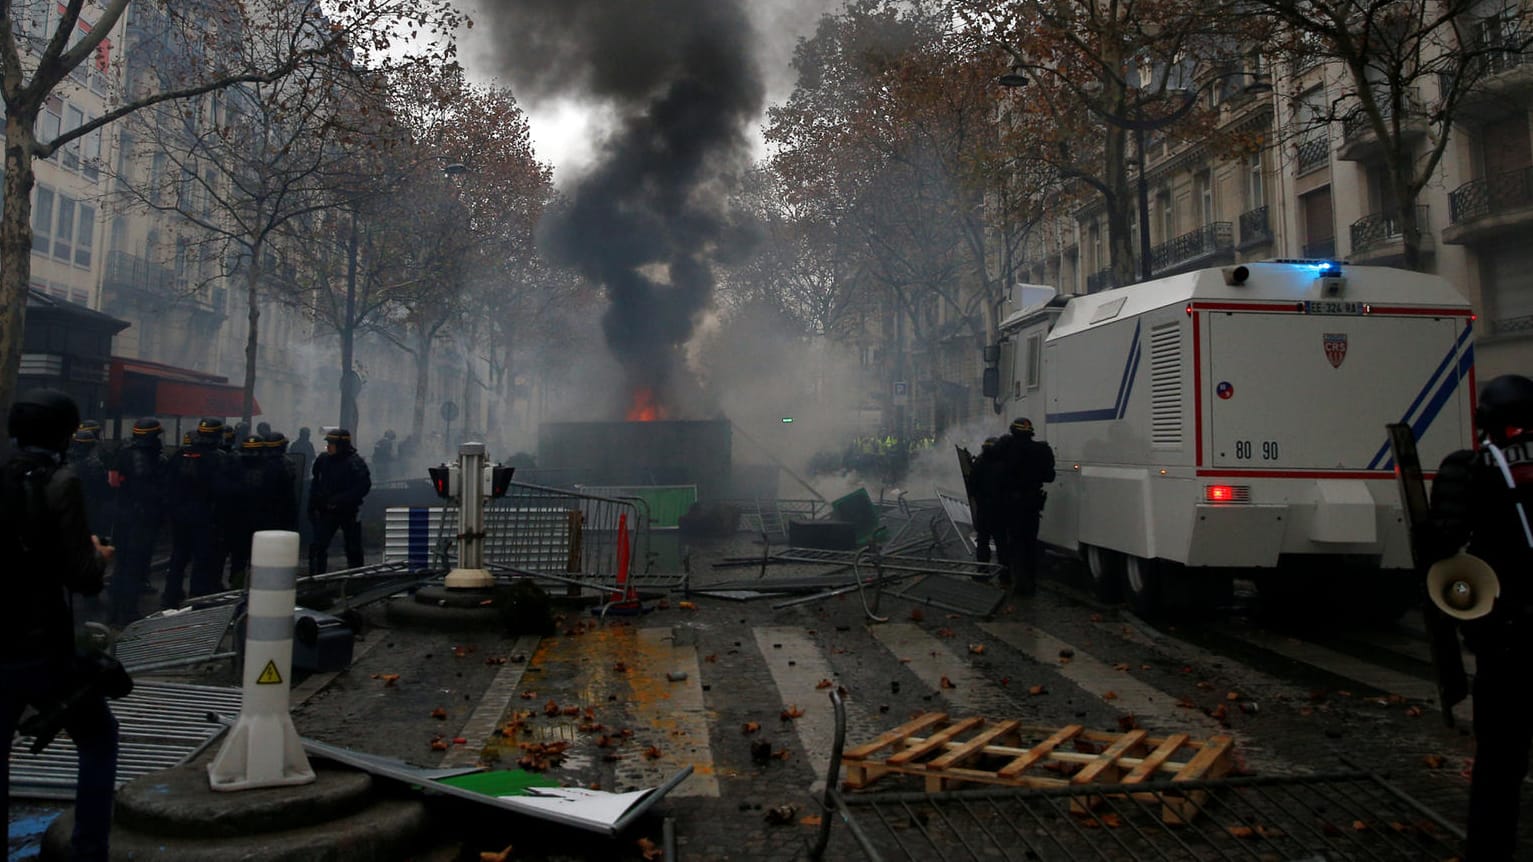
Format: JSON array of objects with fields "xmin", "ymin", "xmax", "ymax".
[
  {"xmin": 1010, "ymin": 417, "xmax": 1035, "ymax": 438},
  {"xmin": 1477, "ymin": 374, "xmax": 1533, "ymax": 446},
  {"xmin": 130, "ymin": 417, "xmax": 164, "ymax": 448},
  {"xmin": 325, "ymin": 428, "xmax": 353, "ymax": 452},
  {"xmin": 8, "ymin": 388, "xmax": 81, "ymax": 453}
]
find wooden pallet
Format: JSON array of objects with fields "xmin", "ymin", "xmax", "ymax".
[{"xmin": 841, "ymin": 712, "xmax": 1235, "ymax": 821}]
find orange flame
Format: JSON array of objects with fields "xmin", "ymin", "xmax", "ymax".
[{"xmin": 625, "ymin": 387, "xmax": 668, "ymax": 422}]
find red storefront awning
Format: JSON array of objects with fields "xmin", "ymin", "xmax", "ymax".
[{"xmin": 107, "ymin": 357, "xmax": 261, "ymax": 419}]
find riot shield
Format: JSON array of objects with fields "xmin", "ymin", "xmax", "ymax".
[{"xmin": 1386, "ymin": 423, "xmax": 1469, "ymax": 727}]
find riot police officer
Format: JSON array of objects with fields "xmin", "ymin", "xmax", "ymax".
[
  {"xmin": 263, "ymin": 432, "xmax": 299, "ymax": 531},
  {"xmin": 1002, "ymin": 417, "xmax": 1055, "ymax": 596},
  {"xmin": 165, "ymin": 418, "xmax": 229, "ymax": 603},
  {"xmin": 109, "ymin": 418, "xmax": 167, "ymax": 624},
  {"xmin": 372, "ymin": 429, "xmax": 396, "ymax": 483},
  {"xmin": 226, "ymin": 435, "xmax": 270, "ymax": 588},
  {"xmin": 69, "ymin": 428, "xmax": 112, "ymax": 537},
  {"xmin": 1429, "ymin": 374, "xmax": 1533, "ymax": 860},
  {"xmin": 971, "ymin": 437, "xmax": 1011, "ymax": 575},
  {"xmin": 309, "ymin": 428, "xmax": 371, "ymax": 574}
]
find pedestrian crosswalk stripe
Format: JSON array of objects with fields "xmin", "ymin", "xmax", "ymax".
[
  {"xmin": 980, "ymin": 621, "xmax": 1226, "ymax": 736},
  {"xmin": 628, "ymin": 628, "xmax": 717, "ymax": 797},
  {"xmin": 524, "ymin": 625, "xmax": 718, "ymax": 798},
  {"xmin": 868, "ymin": 624, "xmax": 1016, "ymax": 714},
  {"xmin": 754, "ymin": 626, "xmax": 873, "ymax": 792},
  {"xmin": 1218, "ymin": 624, "xmax": 1473, "ymax": 724}
]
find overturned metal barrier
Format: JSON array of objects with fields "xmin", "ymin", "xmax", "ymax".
[
  {"xmin": 810, "ymin": 691, "xmax": 1464, "ymax": 861},
  {"xmin": 114, "ymin": 603, "xmax": 240, "ymax": 674},
  {"xmin": 8, "ymin": 682, "xmax": 241, "ymax": 799}
]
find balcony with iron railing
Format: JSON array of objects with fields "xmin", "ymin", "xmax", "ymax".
[
  {"xmin": 1302, "ymin": 237, "xmax": 1337, "ymax": 259},
  {"xmin": 1150, "ymin": 222, "xmax": 1235, "ymax": 276},
  {"xmin": 1339, "ymin": 87, "xmax": 1426, "ymax": 161},
  {"xmin": 1237, "ymin": 205, "xmax": 1272, "ymax": 250},
  {"xmin": 1085, "ymin": 268, "xmax": 1115, "ymax": 293},
  {"xmin": 100, "ymin": 250, "xmax": 220, "ymax": 315},
  {"xmin": 1349, "ymin": 205, "xmax": 1433, "ymax": 263},
  {"xmin": 1295, "ymin": 136, "xmax": 1329, "ymax": 176},
  {"xmin": 1444, "ymin": 166, "xmax": 1533, "ymax": 245}
]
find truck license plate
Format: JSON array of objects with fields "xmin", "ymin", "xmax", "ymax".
[{"xmin": 1304, "ymin": 300, "xmax": 1364, "ymax": 315}]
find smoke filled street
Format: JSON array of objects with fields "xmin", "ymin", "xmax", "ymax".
[{"xmin": 7, "ymin": 0, "xmax": 1533, "ymax": 858}]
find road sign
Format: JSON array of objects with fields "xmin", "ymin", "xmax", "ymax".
[
  {"xmin": 440, "ymin": 400, "xmax": 459, "ymax": 422},
  {"xmin": 893, "ymin": 381, "xmax": 909, "ymax": 406}
]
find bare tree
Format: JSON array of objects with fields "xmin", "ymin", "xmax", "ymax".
[
  {"xmin": 0, "ymin": 0, "xmax": 463, "ymax": 410},
  {"xmin": 1253, "ymin": 0, "xmax": 1533, "ymax": 270},
  {"xmin": 114, "ymin": 61, "xmax": 396, "ymax": 425}
]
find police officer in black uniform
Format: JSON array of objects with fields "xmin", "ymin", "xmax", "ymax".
[
  {"xmin": 971, "ymin": 437, "xmax": 1011, "ymax": 574},
  {"xmin": 166, "ymin": 418, "xmax": 229, "ymax": 603},
  {"xmin": 372, "ymin": 429, "xmax": 396, "ymax": 483},
  {"xmin": 69, "ymin": 428, "xmax": 112, "ymax": 538},
  {"xmin": 2, "ymin": 389, "xmax": 118, "ymax": 861},
  {"xmin": 309, "ymin": 428, "xmax": 371, "ymax": 574},
  {"xmin": 263, "ymin": 432, "xmax": 300, "ymax": 531},
  {"xmin": 226, "ymin": 435, "xmax": 271, "ymax": 588},
  {"xmin": 1002, "ymin": 417, "xmax": 1055, "ymax": 596},
  {"xmin": 109, "ymin": 418, "xmax": 166, "ymax": 624},
  {"xmin": 1429, "ymin": 374, "xmax": 1533, "ymax": 860}
]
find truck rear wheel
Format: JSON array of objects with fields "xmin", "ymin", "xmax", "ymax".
[
  {"xmin": 1124, "ymin": 555, "xmax": 1163, "ymax": 617},
  {"xmin": 1083, "ymin": 545, "xmax": 1124, "ymax": 604}
]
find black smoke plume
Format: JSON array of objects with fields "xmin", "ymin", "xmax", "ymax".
[{"xmin": 475, "ymin": 1, "xmax": 765, "ymax": 418}]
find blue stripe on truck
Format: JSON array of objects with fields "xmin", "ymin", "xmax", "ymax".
[
  {"xmin": 1048, "ymin": 321, "xmax": 1141, "ymax": 424},
  {"xmin": 1366, "ymin": 322, "xmax": 1474, "ymax": 470}
]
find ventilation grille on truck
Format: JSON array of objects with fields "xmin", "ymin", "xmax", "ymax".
[{"xmin": 1150, "ymin": 322, "xmax": 1182, "ymax": 446}]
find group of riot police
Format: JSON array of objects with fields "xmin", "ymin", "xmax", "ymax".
[
  {"xmin": 968, "ymin": 417, "xmax": 1056, "ymax": 596},
  {"xmin": 63, "ymin": 418, "xmax": 372, "ymax": 627},
  {"xmin": 78, "ymin": 417, "xmax": 306, "ymax": 624}
]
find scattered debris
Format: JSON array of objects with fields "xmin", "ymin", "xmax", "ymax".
[
  {"xmin": 764, "ymin": 804, "xmax": 797, "ymax": 825},
  {"xmin": 666, "ymin": 671, "xmax": 689, "ymax": 683},
  {"xmin": 479, "ymin": 843, "xmax": 513, "ymax": 862}
]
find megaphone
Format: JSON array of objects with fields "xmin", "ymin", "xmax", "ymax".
[{"xmin": 1426, "ymin": 553, "xmax": 1500, "ymax": 620}]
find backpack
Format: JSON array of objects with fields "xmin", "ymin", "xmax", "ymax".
[{"xmin": 0, "ymin": 455, "xmax": 58, "ymax": 564}]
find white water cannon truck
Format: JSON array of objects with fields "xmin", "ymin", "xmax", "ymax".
[{"xmin": 986, "ymin": 260, "xmax": 1476, "ymax": 617}]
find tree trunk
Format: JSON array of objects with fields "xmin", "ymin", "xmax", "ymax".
[
  {"xmin": 1103, "ymin": 126, "xmax": 1135, "ymax": 289},
  {"xmin": 411, "ymin": 325, "xmax": 431, "ymax": 447},
  {"xmin": 339, "ymin": 217, "xmax": 359, "ymax": 431},
  {"xmin": 242, "ymin": 248, "xmax": 262, "ymax": 427},
  {"xmin": 0, "ymin": 115, "xmax": 39, "ymax": 411}
]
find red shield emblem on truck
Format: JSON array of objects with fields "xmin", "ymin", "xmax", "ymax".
[{"xmin": 1323, "ymin": 333, "xmax": 1348, "ymax": 368}]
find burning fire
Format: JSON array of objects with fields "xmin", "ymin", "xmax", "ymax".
[{"xmin": 625, "ymin": 387, "xmax": 669, "ymax": 422}]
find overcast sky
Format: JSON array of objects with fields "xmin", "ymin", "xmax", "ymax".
[{"xmin": 453, "ymin": 0, "xmax": 837, "ymax": 184}]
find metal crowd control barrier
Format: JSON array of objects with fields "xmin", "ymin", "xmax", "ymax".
[{"xmin": 386, "ymin": 481, "xmax": 675, "ymax": 594}]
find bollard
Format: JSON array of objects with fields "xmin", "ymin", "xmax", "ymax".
[{"xmin": 208, "ymin": 530, "xmax": 316, "ymax": 791}]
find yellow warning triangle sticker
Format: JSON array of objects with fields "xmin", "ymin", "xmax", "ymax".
[{"xmin": 256, "ymin": 660, "xmax": 283, "ymax": 685}]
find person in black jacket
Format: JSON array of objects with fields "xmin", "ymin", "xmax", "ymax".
[
  {"xmin": 309, "ymin": 428, "xmax": 371, "ymax": 574},
  {"xmin": 166, "ymin": 419, "xmax": 230, "ymax": 603},
  {"xmin": 971, "ymin": 437, "xmax": 1011, "ymax": 575},
  {"xmin": 109, "ymin": 417, "xmax": 166, "ymax": 624},
  {"xmin": 2, "ymin": 389, "xmax": 118, "ymax": 861},
  {"xmin": 1002, "ymin": 417, "xmax": 1055, "ymax": 596},
  {"xmin": 1429, "ymin": 374, "xmax": 1533, "ymax": 860},
  {"xmin": 69, "ymin": 428, "xmax": 112, "ymax": 538}
]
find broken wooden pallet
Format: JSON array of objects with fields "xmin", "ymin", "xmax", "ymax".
[{"xmin": 841, "ymin": 712, "xmax": 1235, "ymax": 821}]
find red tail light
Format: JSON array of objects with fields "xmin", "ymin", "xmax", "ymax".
[{"xmin": 1204, "ymin": 484, "xmax": 1252, "ymax": 503}]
